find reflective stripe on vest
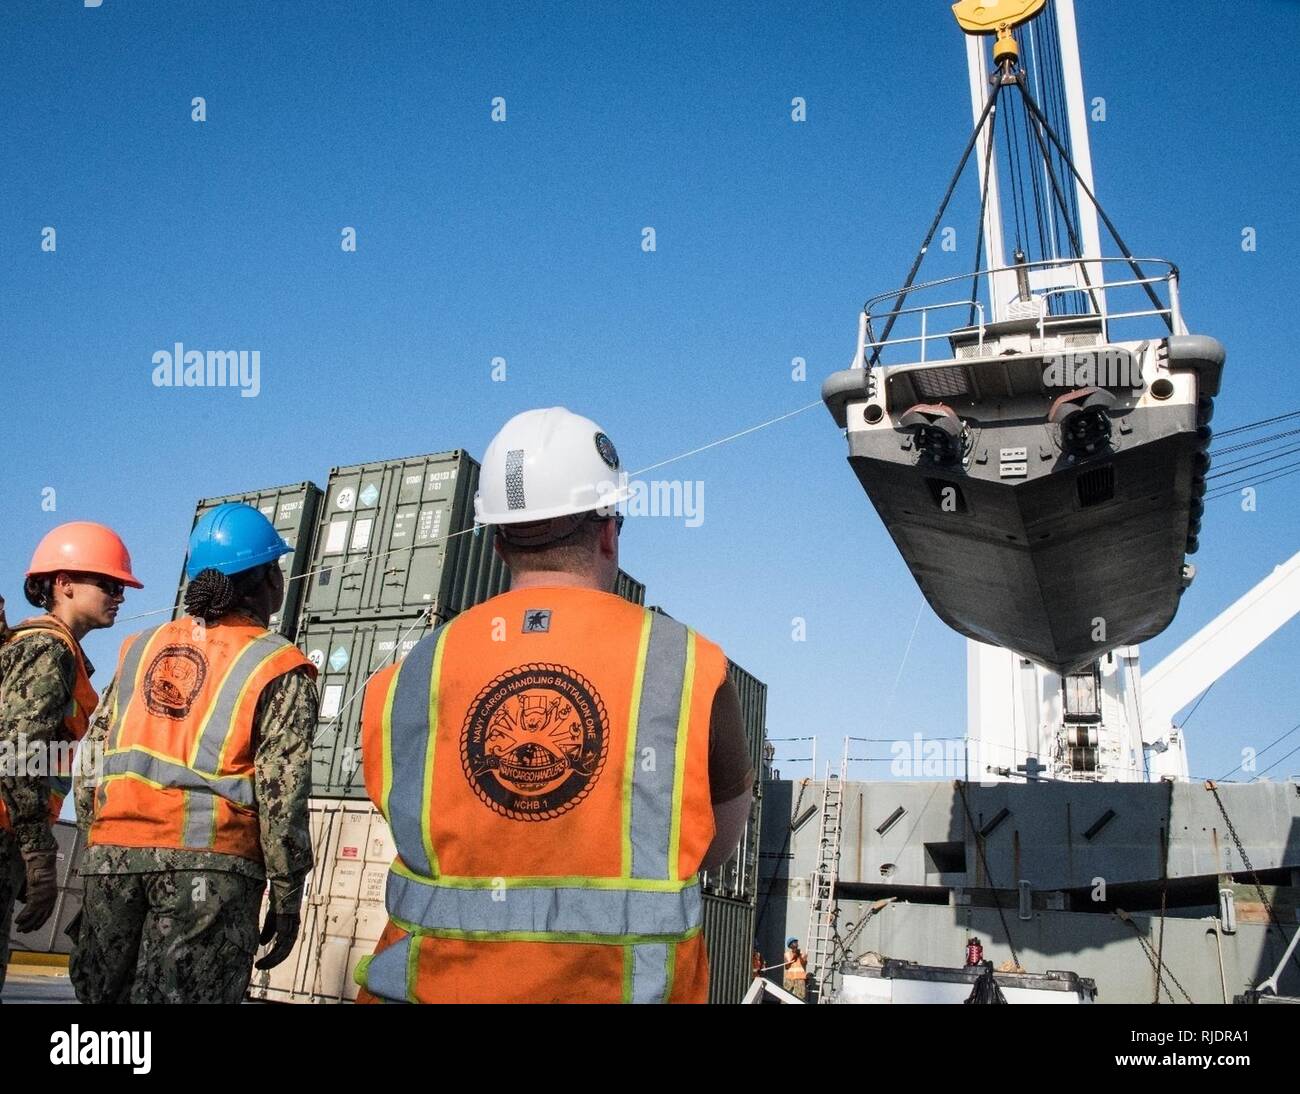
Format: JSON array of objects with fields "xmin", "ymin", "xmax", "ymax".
[
  {"xmin": 106, "ymin": 627, "xmax": 154, "ymax": 753},
  {"xmin": 189, "ymin": 631, "xmax": 294, "ymax": 772},
  {"xmin": 385, "ymin": 863, "xmax": 701, "ymax": 939},
  {"xmin": 380, "ymin": 620, "xmax": 451, "ymax": 878},
  {"xmin": 357, "ymin": 929, "xmax": 677, "ymax": 1006},
  {"xmin": 625, "ymin": 610, "xmax": 694, "ymax": 880},
  {"xmin": 99, "ymin": 748, "xmax": 256, "ymax": 847},
  {"xmin": 99, "ymin": 750, "xmax": 255, "ymax": 806},
  {"xmin": 375, "ymin": 608, "xmax": 702, "ymax": 1002},
  {"xmin": 630, "ymin": 942, "xmax": 671, "ymax": 1005},
  {"xmin": 360, "ymin": 935, "xmax": 417, "ymax": 1004}
]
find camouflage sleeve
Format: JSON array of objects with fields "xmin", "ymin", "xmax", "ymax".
[
  {"xmin": 73, "ymin": 674, "xmax": 116, "ymax": 840},
  {"xmin": 253, "ymin": 668, "xmax": 318, "ymax": 913},
  {"xmin": 0, "ymin": 633, "xmax": 75, "ymax": 854}
]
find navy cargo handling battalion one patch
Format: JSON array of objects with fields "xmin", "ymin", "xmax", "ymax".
[
  {"xmin": 594, "ymin": 431, "xmax": 619, "ymax": 470},
  {"xmin": 143, "ymin": 644, "xmax": 208, "ymax": 719},
  {"xmin": 460, "ymin": 662, "xmax": 608, "ymax": 821}
]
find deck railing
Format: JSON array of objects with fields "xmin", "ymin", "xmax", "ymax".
[{"xmin": 852, "ymin": 257, "xmax": 1184, "ymax": 368}]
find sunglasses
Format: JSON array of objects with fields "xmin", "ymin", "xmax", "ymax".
[{"xmin": 75, "ymin": 574, "xmax": 126, "ymax": 598}]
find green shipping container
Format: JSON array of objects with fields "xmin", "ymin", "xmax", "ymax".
[
  {"xmin": 299, "ymin": 615, "xmax": 433, "ymax": 798},
  {"xmin": 173, "ymin": 481, "xmax": 323, "ymax": 639},
  {"xmin": 703, "ymin": 894, "xmax": 759, "ymax": 1004},
  {"xmin": 301, "ymin": 451, "xmax": 481, "ymax": 621}
]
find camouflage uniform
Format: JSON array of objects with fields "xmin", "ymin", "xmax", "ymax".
[
  {"xmin": 70, "ymin": 666, "xmax": 317, "ymax": 1004},
  {"xmin": 0, "ymin": 829, "xmax": 26, "ymax": 996},
  {"xmin": 0, "ymin": 626, "xmax": 88, "ymax": 995}
]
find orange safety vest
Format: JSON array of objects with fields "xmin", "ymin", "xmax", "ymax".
[
  {"xmin": 88, "ymin": 615, "xmax": 315, "ymax": 861},
  {"xmin": 785, "ymin": 950, "xmax": 807, "ymax": 979},
  {"xmin": 0, "ymin": 616, "xmax": 98, "ymax": 831},
  {"xmin": 355, "ymin": 587, "xmax": 728, "ymax": 1004}
]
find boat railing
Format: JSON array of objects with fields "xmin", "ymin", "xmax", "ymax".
[{"xmin": 853, "ymin": 257, "xmax": 1183, "ymax": 368}]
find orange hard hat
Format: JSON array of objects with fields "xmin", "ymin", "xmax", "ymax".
[{"xmin": 26, "ymin": 522, "xmax": 143, "ymax": 588}]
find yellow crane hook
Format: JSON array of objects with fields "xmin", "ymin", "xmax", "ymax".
[{"xmin": 951, "ymin": 0, "xmax": 1047, "ymax": 66}]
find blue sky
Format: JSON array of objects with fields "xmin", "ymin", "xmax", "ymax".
[{"xmin": 2, "ymin": 1, "xmax": 1297, "ymax": 785}]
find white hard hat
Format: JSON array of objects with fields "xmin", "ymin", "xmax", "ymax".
[{"xmin": 475, "ymin": 408, "xmax": 630, "ymax": 533}]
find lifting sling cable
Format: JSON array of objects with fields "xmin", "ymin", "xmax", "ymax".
[
  {"xmin": 1012, "ymin": 31, "xmax": 1049, "ymax": 262},
  {"xmin": 967, "ymin": 93, "xmax": 1002, "ymax": 326},
  {"xmin": 1013, "ymin": 76, "xmax": 1172, "ymax": 329},
  {"xmin": 1015, "ymin": 76, "xmax": 1103, "ymax": 316},
  {"xmin": 1047, "ymin": 10, "xmax": 1083, "ymax": 243},
  {"xmin": 868, "ymin": 76, "xmax": 1005, "ymax": 366},
  {"xmin": 1037, "ymin": 5, "xmax": 1078, "ymax": 255},
  {"xmin": 1024, "ymin": 20, "xmax": 1060, "ymax": 261},
  {"xmin": 1001, "ymin": 95, "xmax": 1027, "ymax": 250}
]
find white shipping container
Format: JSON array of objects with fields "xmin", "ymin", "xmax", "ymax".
[{"xmin": 249, "ymin": 798, "xmax": 392, "ymax": 1004}]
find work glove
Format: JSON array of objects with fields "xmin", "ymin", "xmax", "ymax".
[
  {"xmin": 13, "ymin": 848, "xmax": 58, "ymax": 934},
  {"xmin": 254, "ymin": 891, "xmax": 301, "ymax": 971}
]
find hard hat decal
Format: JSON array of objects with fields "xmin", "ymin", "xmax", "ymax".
[
  {"xmin": 594, "ymin": 432, "xmax": 619, "ymax": 470},
  {"xmin": 460, "ymin": 663, "xmax": 609, "ymax": 822},
  {"xmin": 505, "ymin": 449, "xmax": 526, "ymax": 510},
  {"xmin": 143, "ymin": 645, "xmax": 208, "ymax": 720}
]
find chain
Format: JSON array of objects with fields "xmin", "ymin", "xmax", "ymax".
[
  {"xmin": 956, "ymin": 782, "xmax": 1022, "ymax": 970},
  {"xmin": 1206, "ymin": 781, "xmax": 1300, "ymax": 973},
  {"xmin": 1117, "ymin": 913, "xmax": 1192, "ymax": 1004}
]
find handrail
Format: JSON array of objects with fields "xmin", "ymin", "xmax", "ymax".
[
  {"xmin": 861, "ymin": 256, "xmax": 1177, "ymax": 314},
  {"xmin": 855, "ymin": 257, "xmax": 1181, "ymax": 366}
]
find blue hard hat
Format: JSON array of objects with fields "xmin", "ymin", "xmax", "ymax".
[
  {"xmin": 787, "ymin": 937, "xmax": 799, "ymax": 946},
  {"xmin": 186, "ymin": 502, "xmax": 293, "ymax": 579}
]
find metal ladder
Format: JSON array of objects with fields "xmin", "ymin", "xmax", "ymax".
[{"xmin": 805, "ymin": 765, "xmax": 844, "ymax": 1003}]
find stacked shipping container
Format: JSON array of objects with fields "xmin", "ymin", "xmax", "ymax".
[
  {"xmin": 298, "ymin": 451, "xmax": 481, "ymax": 623},
  {"xmin": 173, "ymin": 481, "xmax": 322, "ymax": 638},
  {"xmin": 298, "ymin": 451, "xmax": 484, "ymax": 798}
]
